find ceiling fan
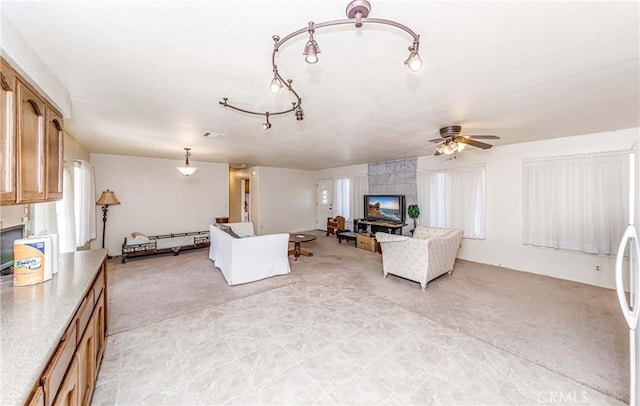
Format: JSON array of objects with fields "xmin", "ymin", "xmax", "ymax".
[{"xmin": 430, "ymin": 125, "xmax": 500, "ymax": 156}]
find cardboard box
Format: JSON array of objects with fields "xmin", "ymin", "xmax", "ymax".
[{"xmin": 357, "ymin": 233, "xmax": 378, "ymax": 252}]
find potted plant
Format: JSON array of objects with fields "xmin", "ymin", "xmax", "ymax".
[{"xmin": 408, "ymin": 204, "xmax": 420, "ymax": 234}]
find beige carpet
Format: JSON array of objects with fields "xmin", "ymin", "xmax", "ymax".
[{"xmin": 107, "ymin": 231, "xmax": 629, "ymax": 402}]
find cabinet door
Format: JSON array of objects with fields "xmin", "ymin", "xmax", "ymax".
[
  {"xmin": 53, "ymin": 357, "xmax": 79, "ymax": 406},
  {"xmin": 27, "ymin": 386, "xmax": 45, "ymax": 406},
  {"xmin": 16, "ymin": 81, "xmax": 46, "ymax": 203},
  {"xmin": 46, "ymin": 110, "xmax": 63, "ymax": 200},
  {"xmin": 93, "ymin": 291, "xmax": 106, "ymax": 371},
  {"xmin": 41, "ymin": 322, "xmax": 77, "ymax": 406},
  {"xmin": 0, "ymin": 65, "xmax": 17, "ymax": 204},
  {"xmin": 76, "ymin": 314, "xmax": 96, "ymax": 406}
]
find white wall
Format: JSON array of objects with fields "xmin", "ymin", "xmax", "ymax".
[
  {"xmin": 418, "ymin": 127, "xmax": 639, "ymax": 289},
  {"xmin": 254, "ymin": 166, "xmax": 315, "ymax": 235},
  {"xmin": 91, "ymin": 153, "xmax": 229, "ymax": 255},
  {"xmin": 0, "ymin": 14, "xmax": 71, "ymax": 116}
]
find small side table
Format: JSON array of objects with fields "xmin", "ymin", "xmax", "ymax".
[
  {"xmin": 288, "ymin": 233, "xmax": 317, "ymax": 260},
  {"xmin": 336, "ymin": 231, "xmax": 358, "ymax": 245}
]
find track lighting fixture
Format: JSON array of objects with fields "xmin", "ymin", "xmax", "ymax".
[
  {"xmin": 303, "ymin": 23, "xmax": 320, "ymax": 64},
  {"xmin": 270, "ymin": 68, "xmax": 283, "ymax": 94},
  {"xmin": 263, "ymin": 113, "xmax": 272, "ymax": 130},
  {"xmin": 219, "ymin": 0, "xmax": 422, "ymax": 130},
  {"xmin": 404, "ymin": 41, "xmax": 423, "ymax": 72}
]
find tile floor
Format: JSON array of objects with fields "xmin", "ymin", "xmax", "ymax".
[{"xmin": 92, "ymin": 282, "xmax": 622, "ymax": 405}]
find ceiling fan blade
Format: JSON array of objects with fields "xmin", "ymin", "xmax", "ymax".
[
  {"xmin": 467, "ymin": 135, "xmax": 500, "ymax": 140},
  {"xmin": 458, "ymin": 138, "xmax": 493, "ymax": 149},
  {"xmin": 428, "ymin": 138, "xmax": 444, "ymax": 143}
]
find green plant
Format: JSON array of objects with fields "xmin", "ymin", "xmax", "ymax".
[{"xmin": 407, "ymin": 204, "xmax": 420, "ymax": 230}]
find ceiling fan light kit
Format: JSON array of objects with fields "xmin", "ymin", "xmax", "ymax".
[
  {"xmin": 432, "ymin": 125, "xmax": 500, "ymax": 156},
  {"xmin": 219, "ymin": 0, "xmax": 421, "ymax": 130}
]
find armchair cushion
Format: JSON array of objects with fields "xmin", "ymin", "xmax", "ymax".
[{"xmin": 376, "ymin": 226, "xmax": 463, "ymax": 290}]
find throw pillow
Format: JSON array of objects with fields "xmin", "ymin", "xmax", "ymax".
[{"xmin": 217, "ymin": 224, "xmax": 240, "ymax": 238}]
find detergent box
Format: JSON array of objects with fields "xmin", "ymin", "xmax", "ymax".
[{"xmin": 13, "ymin": 237, "xmax": 53, "ymax": 287}]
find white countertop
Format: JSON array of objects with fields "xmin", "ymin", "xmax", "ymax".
[{"xmin": 0, "ymin": 249, "xmax": 107, "ymax": 405}]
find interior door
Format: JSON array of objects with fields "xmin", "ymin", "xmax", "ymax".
[{"xmin": 316, "ymin": 179, "xmax": 332, "ymax": 230}]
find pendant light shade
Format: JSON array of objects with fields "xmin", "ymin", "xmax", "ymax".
[{"xmin": 177, "ymin": 147, "xmax": 198, "ymax": 177}]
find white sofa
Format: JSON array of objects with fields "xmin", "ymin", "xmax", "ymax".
[
  {"xmin": 375, "ymin": 226, "xmax": 463, "ymax": 290},
  {"xmin": 209, "ymin": 222, "xmax": 291, "ymax": 285}
]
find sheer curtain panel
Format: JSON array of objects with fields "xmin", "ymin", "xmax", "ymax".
[
  {"xmin": 349, "ymin": 175, "xmax": 369, "ymax": 223},
  {"xmin": 333, "ymin": 177, "xmax": 350, "ymax": 220},
  {"xmin": 57, "ymin": 167, "xmax": 76, "ymax": 253},
  {"xmin": 74, "ymin": 161, "xmax": 96, "ymax": 247},
  {"xmin": 523, "ymin": 152, "xmax": 629, "ymax": 255},
  {"xmin": 417, "ymin": 165, "xmax": 486, "ymax": 239}
]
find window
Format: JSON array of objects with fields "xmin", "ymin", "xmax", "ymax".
[
  {"xmin": 334, "ymin": 177, "xmax": 350, "ymax": 220},
  {"xmin": 523, "ymin": 151, "xmax": 630, "ymax": 255},
  {"xmin": 417, "ymin": 165, "xmax": 486, "ymax": 239}
]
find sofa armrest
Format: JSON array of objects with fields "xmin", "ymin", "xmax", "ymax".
[{"xmin": 375, "ymin": 233, "xmax": 409, "ymax": 243}]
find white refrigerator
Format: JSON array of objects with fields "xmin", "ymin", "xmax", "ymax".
[{"xmin": 615, "ymin": 149, "xmax": 640, "ymax": 406}]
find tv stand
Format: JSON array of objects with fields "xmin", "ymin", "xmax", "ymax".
[{"xmin": 354, "ymin": 219, "xmax": 406, "ymax": 235}]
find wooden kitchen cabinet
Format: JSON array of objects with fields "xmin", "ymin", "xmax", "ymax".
[
  {"xmin": 46, "ymin": 110, "xmax": 64, "ymax": 200},
  {"xmin": 1, "ymin": 57, "xmax": 64, "ymax": 205},
  {"xmin": 52, "ymin": 357, "xmax": 79, "ymax": 406},
  {"xmin": 26, "ymin": 387, "xmax": 44, "ymax": 406},
  {"xmin": 24, "ymin": 261, "xmax": 107, "ymax": 406},
  {"xmin": 0, "ymin": 65, "xmax": 17, "ymax": 203},
  {"xmin": 76, "ymin": 314, "xmax": 96, "ymax": 406},
  {"xmin": 16, "ymin": 81, "xmax": 47, "ymax": 203}
]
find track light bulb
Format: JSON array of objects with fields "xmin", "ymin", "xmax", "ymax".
[
  {"xmin": 304, "ymin": 40, "xmax": 320, "ymax": 64},
  {"xmin": 405, "ymin": 52, "xmax": 422, "ymax": 72},
  {"xmin": 295, "ymin": 107, "xmax": 304, "ymax": 121},
  {"xmin": 263, "ymin": 113, "xmax": 271, "ymax": 130},
  {"xmin": 270, "ymin": 76, "xmax": 283, "ymax": 94}
]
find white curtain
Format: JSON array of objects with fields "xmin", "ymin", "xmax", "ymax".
[
  {"xmin": 74, "ymin": 160, "xmax": 96, "ymax": 247},
  {"xmin": 57, "ymin": 166, "xmax": 76, "ymax": 253},
  {"xmin": 523, "ymin": 151, "xmax": 629, "ymax": 255},
  {"xmin": 30, "ymin": 202, "xmax": 58, "ymax": 236},
  {"xmin": 417, "ymin": 165, "xmax": 486, "ymax": 239},
  {"xmin": 333, "ymin": 177, "xmax": 350, "ymax": 220},
  {"xmin": 349, "ymin": 175, "xmax": 369, "ymax": 224}
]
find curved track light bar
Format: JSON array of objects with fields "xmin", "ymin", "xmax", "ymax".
[{"xmin": 219, "ymin": 0, "xmax": 421, "ymax": 130}]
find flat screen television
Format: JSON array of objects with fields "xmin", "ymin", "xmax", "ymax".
[
  {"xmin": 364, "ymin": 194, "xmax": 406, "ymax": 224},
  {"xmin": 1, "ymin": 224, "xmax": 25, "ymax": 275}
]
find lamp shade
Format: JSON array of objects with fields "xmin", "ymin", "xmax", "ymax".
[
  {"xmin": 177, "ymin": 166, "xmax": 198, "ymax": 176},
  {"xmin": 96, "ymin": 190, "xmax": 120, "ymax": 206}
]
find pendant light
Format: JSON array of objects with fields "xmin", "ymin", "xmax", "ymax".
[{"xmin": 177, "ymin": 147, "xmax": 198, "ymax": 177}]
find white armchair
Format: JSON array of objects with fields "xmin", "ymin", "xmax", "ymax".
[{"xmin": 375, "ymin": 226, "xmax": 463, "ymax": 291}]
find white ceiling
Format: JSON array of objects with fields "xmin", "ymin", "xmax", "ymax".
[{"xmin": 2, "ymin": 0, "xmax": 639, "ymax": 170}]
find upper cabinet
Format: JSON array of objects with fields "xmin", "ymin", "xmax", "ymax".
[
  {"xmin": 1, "ymin": 58, "xmax": 64, "ymax": 206},
  {"xmin": 0, "ymin": 66, "xmax": 17, "ymax": 203},
  {"xmin": 17, "ymin": 81, "xmax": 47, "ymax": 203},
  {"xmin": 46, "ymin": 110, "xmax": 64, "ymax": 200}
]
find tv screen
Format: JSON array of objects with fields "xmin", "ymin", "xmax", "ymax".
[
  {"xmin": 1, "ymin": 224, "xmax": 25, "ymax": 275},
  {"xmin": 364, "ymin": 195, "xmax": 406, "ymax": 224}
]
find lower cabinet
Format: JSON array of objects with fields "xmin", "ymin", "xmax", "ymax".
[
  {"xmin": 27, "ymin": 262, "xmax": 107, "ymax": 406},
  {"xmin": 53, "ymin": 358, "xmax": 79, "ymax": 406}
]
